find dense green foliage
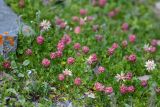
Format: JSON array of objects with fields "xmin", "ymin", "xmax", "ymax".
[{"xmin": 1, "ymin": 0, "xmax": 160, "ymax": 106}]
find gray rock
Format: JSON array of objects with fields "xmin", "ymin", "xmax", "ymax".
[
  {"xmin": 0, "ymin": 0, "xmax": 19, "ymax": 34},
  {"xmin": 0, "ymin": 0, "xmax": 19, "ymax": 58},
  {"xmin": 2, "ymin": 33, "xmax": 18, "ymax": 58},
  {"xmin": 0, "ymin": 0, "xmax": 34, "ymax": 58}
]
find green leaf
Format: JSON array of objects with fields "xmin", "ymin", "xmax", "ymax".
[
  {"xmin": 7, "ymin": 88, "xmax": 18, "ymax": 95},
  {"xmin": 18, "ymin": 95, "xmax": 26, "ymax": 105},
  {"xmin": 11, "ymin": 60, "xmax": 17, "ymax": 69},
  {"xmin": 124, "ymin": 104, "xmax": 132, "ymax": 107},
  {"xmin": 18, "ymin": 73, "xmax": 24, "ymax": 78},
  {"xmin": 22, "ymin": 60, "xmax": 30, "ymax": 66}
]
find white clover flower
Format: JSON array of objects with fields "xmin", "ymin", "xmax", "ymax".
[
  {"xmin": 145, "ymin": 60, "xmax": 156, "ymax": 71},
  {"xmin": 138, "ymin": 75, "xmax": 151, "ymax": 81},
  {"xmin": 115, "ymin": 72, "xmax": 126, "ymax": 82},
  {"xmin": 87, "ymin": 56, "xmax": 92, "ymax": 64},
  {"xmin": 143, "ymin": 44, "xmax": 150, "ymax": 51},
  {"xmin": 40, "ymin": 20, "xmax": 51, "ymax": 31},
  {"xmin": 63, "ymin": 69, "xmax": 72, "ymax": 76},
  {"xmin": 157, "ymin": 40, "xmax": 160, "ymax": 46}
]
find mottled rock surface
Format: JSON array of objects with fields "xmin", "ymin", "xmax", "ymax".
[{"xmin": 0, "ymin": 0, "xmax": 19, "ymax": 57}]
